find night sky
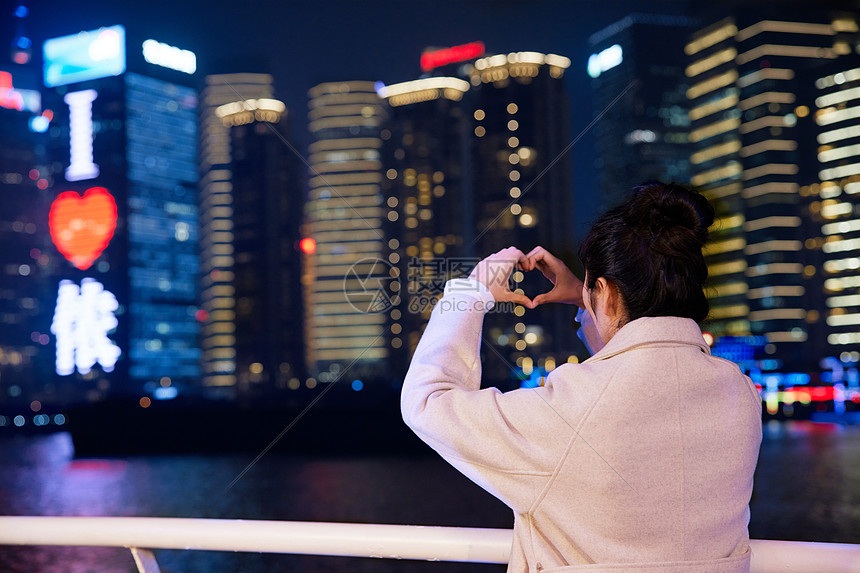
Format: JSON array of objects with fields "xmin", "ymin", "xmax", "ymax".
[{"xmin": 22, "ymin": 0, "xmax": 701, "ymax": 236}]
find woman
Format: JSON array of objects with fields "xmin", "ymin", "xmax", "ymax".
[{"xmin": 401, "ymin": 182, "xmax": 762, "ymax": 573}]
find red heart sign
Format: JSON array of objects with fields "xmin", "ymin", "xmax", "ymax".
[{"xmin": 49, "ymin": 187, "xmax": 117, "ymax": 271}]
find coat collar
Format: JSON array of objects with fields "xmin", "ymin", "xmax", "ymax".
[{"xmin": 583, "ymin": 316, "xmax": 711, "ymax": 363}]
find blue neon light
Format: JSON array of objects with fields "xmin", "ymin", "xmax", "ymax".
[{"xmin": 43, "ymin": 26, "xmax": 126, "ymax": 88}]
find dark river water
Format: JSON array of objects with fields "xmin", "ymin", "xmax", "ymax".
[{"xmin": 0, "ymin": 420, "xmax": 858, "ymax": 572}]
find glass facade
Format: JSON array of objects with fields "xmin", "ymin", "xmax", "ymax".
[
  {"xmin": 590, "ymin": 14, "xmax": 698, "ymax": 211},
  {"xmin": 379, "ymin": 51, "xmax": 575, "ymax": 387},
  {"xmin": 0, "ymin": 101, "xmax": 56, "ymax": 412},
  {"xmin": 379, "ymin": 77, "xmax": 472, "ymax": 376},
  {"xmin": 467, "ymin": 52, "xmax": 576, "ymax": 385},
  {"xmin": 198, "ymin": 73, "xmax": 275, "ymax": 393},
  {"xmin": 41, "ymin": 27, "xmax": 202, "ymax": 402},
  {"xmin": 811, "ymin": 52, "xmax": 860, "ymax": 358},
  {"xmin": 223, "ymin": 106, "xmax": 305, "ymax": 395},
  {"xmin": 686, "ymin": 12, "xmax": 859, "ymax": 370},
  {"xmin": 304, "ymin": 81, "xmax": 389, "ymax": 381},
  {"xmin": 125, "ymin": 72, "xmax": 200, "ymax": 387}
]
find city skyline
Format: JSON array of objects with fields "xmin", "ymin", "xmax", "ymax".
[
  {"xmin": 3, "ymin": 1, "xmax": 860, "ymax": 428},
  {"xmin": 17, "ymin": 0, "xmax": 699, "ymax": 238}
]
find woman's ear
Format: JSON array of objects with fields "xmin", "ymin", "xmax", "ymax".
[{"xmin": 595, "ymin": 277, "xmax": 624, "ymax": 325}]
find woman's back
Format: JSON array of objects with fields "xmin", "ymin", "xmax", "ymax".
[{"xmin": 522, "ymin": 316, "xmax": 761, "ymax": 570}]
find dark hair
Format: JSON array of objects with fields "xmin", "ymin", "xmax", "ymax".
[{"xmin": 578, "ymin": 181, "xmax": 715, "ymax": 323}]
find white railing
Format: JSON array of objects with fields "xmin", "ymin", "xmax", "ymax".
[{"xmin": 0, "ymin": 517, "xmax": 859, "ymax": 573}]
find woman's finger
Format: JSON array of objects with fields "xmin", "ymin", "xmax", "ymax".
[{"xmin": 506, "ymin": 292, "xmax": 534, "ymax": 308}]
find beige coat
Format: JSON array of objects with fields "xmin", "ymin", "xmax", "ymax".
[{"xmin": 402, "ymin": 280, "xmax": 762, "ymax": 573}]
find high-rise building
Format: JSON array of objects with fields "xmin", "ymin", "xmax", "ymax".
[
  {"xmin": 377, "ymin": 47, "xmax": 575, "ymax": 387},
  {"xmin": 213, "ymin": 97, "xmax": 305, "ymax": 395},
  {"xmin": 589, "ymin": 14, "xmax": 699, "ymax": 210},
  {"xmin": 686, "ymin": 10, "xmax": 859, "ymax": 370},
  {"xmin": 378, "ymin": 77, "xmax": 473, "ymax": 375},
  {"xmin": 466, "ymin": 50, "xmax": 575, "ymax": 385},
  {"xmin": 303, "ymin": 81, "xmax": 390, "ymax": 383},
  {"xmin": 198, "ymin": 73, "xmax": 276, "ymax": 396},
  {"xmin": 43, "ymin": 25, "xmax": 200, "ymax": 401},
  {"xmin": 808, "ymin": 50, "xmax": 860, "ymax": 358},
  {"xmin": 0, "ymin": 68, "xmax": 56, "ymax": 415}
]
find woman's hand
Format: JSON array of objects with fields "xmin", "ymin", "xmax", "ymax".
[
  {"xmin": 521, "ymin": 246, "xmax": 584, "ymax": 308},
  {"xmin": 468, "ymin": 246, "xmax": 533, "ymax": 307}
]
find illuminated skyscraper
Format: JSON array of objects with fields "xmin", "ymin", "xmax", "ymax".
[
  {"xmin": 0, "ymin": 69, "xmax": 56, "ymax": 415},
  {"xmin": 378, "ymin": 77, "xmax": 473, "ymax": 374},
  {"xmin": 213, "ymin": 97, "xmax": 305, "ymax": 395},
  {"xmin": 467, "ymin": 51, "xmax": 575, "ymax": 385},
  {"xmin": 589, "ymin": 14, "xmax": 699, "ymax": 210},
  {"xmin": 378, "ymin": 47, "xmax": 575, "ymax": 387},
  {"xmin": 198, "ymin": 73, "xmax": 275, "ymax": 396},
  {"xmin": 809, "ymin": 52, "xmax": 860, "ymax": 357},
  {"xmin": 303, "ymin": 81, "xmax": 389, "ymax": 382},
  {"xmin": 686, "ymin": 10, "xmax": 859, "ymax": 370},
  {"xmin": 43, "ymin": 25, "xmax": 200, "ymax": 401}
]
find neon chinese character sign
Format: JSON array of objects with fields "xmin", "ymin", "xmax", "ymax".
[{"xmin": 51, "ymin": 278, "xmax": 121, "ymax": 376}]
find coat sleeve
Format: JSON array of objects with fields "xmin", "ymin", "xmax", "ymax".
[{"xmin": 401, "ymin": 279, "xmax": 567, "ymax": 512}]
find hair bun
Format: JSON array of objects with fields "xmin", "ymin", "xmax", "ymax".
[{"xmin": 624, "ymin": 181, "xmax": 714, "ymax": 246}]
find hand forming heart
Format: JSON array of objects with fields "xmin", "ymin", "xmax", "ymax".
[{"xmin": 468, "ymin": 246, "xmax": 585, "ymax": 309}]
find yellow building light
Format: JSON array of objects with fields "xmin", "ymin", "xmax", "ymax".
[
  {"xmin": 818, "ymin": 143, "xmax": 860, "ymax": 163},
  {"xmin": 709, "ymin": 281, "xmax": 748, "ymax": 298},
  {"xmin": 691, "ymin": 161, "xmax": 742, "ymax": 186},
  {"xmin": 826, "ymin": 294, "xmax": 860, "ymax": 308},
  {"xmin": 744, "ymin": 240, "xmax": 802, "ymax": 255},
  {"xmin": 826, "ymin": 313, "xmax": 860, "ymax": 327},
  {"xmin": 738, "ymin": 91, "xmax": 795, "ymax": 111},
  {"xmin": 748, "ymin": 309, "xmax": 807, "ymax": 322},
  {"xmin": 703, "ymin": 182, "xmax": 742, "ymax": 200},
  {"xmin": 743, "ymin": 182, "xmax": 798, "ymax": 199},
  {"xmin": 815, "ymin": 86, "xmax": 860, "ymax": 108},
  {"xmin": 741, "ymin": 163, "xmax": 798, "ymax": 181},
  {"xmin": 817, "ymin": 105, "xmax": 860, "ymax": 128},
  {"xmin": 685, "ymin": 48, "xmax": 737, "ymax": 78},
  {"xmin": 833, "ymin": 18, "xmax": 859, "ymax": 32},
  {"xmin": 818, "ymin": 124, "xmax": 860, "ymax": 145},
  {"xmin": 711, "ymin": 214, "xmax": 744, "ymax": 232},
  {"xmin": 735, "ymin": 20, "xmax": 835, "ymax": 43},
  {"xmin": 740, "ymin": 139, "xmax": 798, "ymax": 158},
  {"xmin": 691, "ymin": 140, "xmax": 741, "ymax": 164},
  {"xmin": 689, "ymin": 93, "xmax": 739, "ymax": 121},
  {"xmin": 820, "ymin": 161, "xmax": 860, "ymax": 181},
  {"xmin": 708, "ymin": 260, "xmax": 747, "ymax": 277},
  {"xmin": 737, "ymin": 44, "xmax": 835, "ymax": 66},
  {"xmin": 687, "ymin": 70, "xmax": 738, "ymax": 99},
  {"xmin": 737, "ymin": 68, "xmax": 794, "ymax": 88},
  {"xmin": 747, "ymin": 286, "xmax": 805, "ymax": 299},
  {"xmin": 745, "ymin": 263, "xmax": 804, "ymax": 277},
  {"xmin": 766, "ymin": 331, "xmax": 808, "ymax": 343},
  {"xmin": 708, "ymin": 304, "xmax": 749, "ymax": 319},
  {"xmin": 703, "ymin": 237, "xmax": 746, "ymax": 256},
  {"xmin": 690, "ymin": 118, "xmax": 741, "ymax": 142},
  {"xmin": 744, "ymin": 216, "xmax": 801, "ymax": 232},
  {"xmin": 739, "ymin": 115, "xmax": 790, "ymax": 134},
  {"xmin": 685, "ymin": 21, "xmax": 737, "ymax": 56}
]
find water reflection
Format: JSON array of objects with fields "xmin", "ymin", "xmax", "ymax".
[{"xmin": 0, "ymin": 422, "xmax": 858, "ymax": 572}]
